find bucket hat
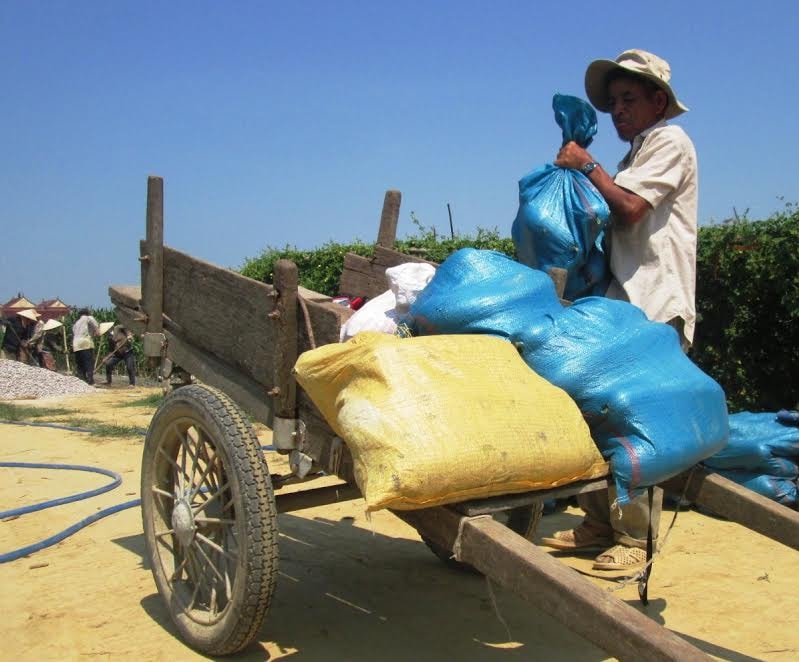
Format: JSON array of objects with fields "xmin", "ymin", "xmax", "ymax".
[
  {"xmin": 17, "ymin": 309, "xmax": 40, "ymax": 321},
  {"xmin": 585, "ymin": 49, "xmax": 689, "ymax": 120}
]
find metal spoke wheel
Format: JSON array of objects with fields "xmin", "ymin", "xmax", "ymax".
[
  {"xmin": 141, "ymin": 384, "xmax": 278, "ymax": 655},
  {"xmin": 422, "ymin": 503, "xmax": 544, "ymax": 573}
]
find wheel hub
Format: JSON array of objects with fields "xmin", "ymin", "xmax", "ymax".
[{"xmin": 172, "ymin": 499, "xmax": 196, "ymax": 547}]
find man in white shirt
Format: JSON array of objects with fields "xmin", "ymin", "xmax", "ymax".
[
  {"xmin": 542, "ymin": 49, "xmax": 698, "ymax": 571},
  {"xmin": 72, "ymin": 308, "xmax": 100, "ymax": 384}
]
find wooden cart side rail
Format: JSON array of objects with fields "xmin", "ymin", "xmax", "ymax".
[
  {"xmin": 663, "ymin": 466, "xmax": 799, "ymax": 551},
  {"xmin": 113, "ymin": 300, "xmax": 275, "ymax": 426},
  {"xmin": 396, "ymin": 506, "xmax": 710, "ymax": 662},
  {"xmin": 156, "ymin": 243, "xmax": 279, "ymax": 387}
]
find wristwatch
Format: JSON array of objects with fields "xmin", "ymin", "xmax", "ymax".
[{"xmin": 580, "ymin": 161, "xmax": 599, "ymax": 176}]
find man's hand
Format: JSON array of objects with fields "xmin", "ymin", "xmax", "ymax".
[{"xmin": 555, "ymin": 141, "xmax": 593, "ymax": 170}]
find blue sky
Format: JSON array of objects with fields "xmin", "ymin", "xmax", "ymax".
[{"xmin": 2, "ymin": 1, "xmax": 796, "ymax": 308}]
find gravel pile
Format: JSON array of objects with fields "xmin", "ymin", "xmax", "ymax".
[{"xmin": 0, "ymin": 359, "xmax": 97, "ymax": 400}]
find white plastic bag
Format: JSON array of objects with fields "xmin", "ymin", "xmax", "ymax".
[
  {"xmin": 339, "ymin": 290, "xmax": 399, "ymax": 341},
  {"xmin": 339, "ymin": 262, "xmax": 436, "ymax": 342},
  {"xmin": 386, "ymin": 262, "xmax": 436, "ymax": 312}
]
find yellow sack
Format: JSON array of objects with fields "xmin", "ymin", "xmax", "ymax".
[{"xmin": 294, "ymin": 332, "xmax": 607, "ymax": 511}]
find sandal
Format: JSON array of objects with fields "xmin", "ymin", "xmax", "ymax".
[
  {"xmin": 592, "ymin": 544, "xmax": 647, "ymax": 570},
  {"xmin": 540, "ymin": 522, "xmax": 614, "ymax": 551}
]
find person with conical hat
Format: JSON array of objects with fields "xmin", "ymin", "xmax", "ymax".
[
  {"xmin": 1, "ymin": 309, "xmax": 40, "ymax": 362},
  {"xmin": 544, "ymin": 49, "xmax": 698, "ymax": 572}
]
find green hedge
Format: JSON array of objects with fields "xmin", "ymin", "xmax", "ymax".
[
  {"xmin": 240, "ymin": 210, "xmax": 799, "ymax": 413},
  {"xmin": 691, "ymin": 206, "xmax": 799, "ymax": 412},
  {"xmin": 240, "ymin": 225, "xmax": 515, "ymax": 296}
]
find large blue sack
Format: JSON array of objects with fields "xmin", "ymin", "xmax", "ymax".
[
  {"xmin": 411, "ymin": 248, "xmax": 729, "ymax": 503},
  {"xmin": 512, "ymin": 94, "xmax": 610, "ymax": 301},
  {"xmin": 705, "ymin": 411, "xmax": 799, "ymax": 477}
]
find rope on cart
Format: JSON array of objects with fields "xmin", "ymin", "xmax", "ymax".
[
  {"xmin": 298, "ymin": 294, "xmax": 317, "ymax": 350},
  {"xmin": 607, "ymin": 466, "xmax": 698, "ymax": 594}
]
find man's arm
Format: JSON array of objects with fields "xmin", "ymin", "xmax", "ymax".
[{"xmin": 555, "ymin": 141, "xmax": 651, "ymax": 226}]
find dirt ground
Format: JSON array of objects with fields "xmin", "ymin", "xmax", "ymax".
[{"xmin": 1, "ymin": 386, "xmax": 797, "ymax": 661}]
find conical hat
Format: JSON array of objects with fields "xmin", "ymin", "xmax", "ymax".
[
  {"xmin": 17, "ymin": 309, "xmax": 40, "ymax": 321},
  {"xmin": 98, "ymin": 321, "xmax": 115, "ymax": 335},
  {"xmin": 42, "ymin": 319, "xmax": 63, "ymax": 332}
]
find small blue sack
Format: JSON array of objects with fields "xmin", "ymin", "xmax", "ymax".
[
  {"xmin": 512, "ymin": 94, "xmax": 610, "ymax": 301},
  {"xmin": 411, "ymin": 248, "xmax": 562, "ymax": 338},
  {"xmin": 704, "ymin": 411, "xmax": 799, "ymax": 477},
  {"xmin": 411, "ymin": 249, "xmax": 730, "ymax": 503}
]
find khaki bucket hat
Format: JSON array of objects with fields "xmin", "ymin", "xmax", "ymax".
[
  {"xmin": 17, "ymin": 309, "xmax": 41, "ymax": 321},
  {"xmin": 584, "ymin": 49, "xmax": 689, "ymax": 120}
]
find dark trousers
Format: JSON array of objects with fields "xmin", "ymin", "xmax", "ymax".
[
  {"xmin": 75, "ymin": 348, "xmax": 95, "ymax": 384},
  {"xmin": 106, "ymin": 351, "xmax": 136, "ymax": 385}
]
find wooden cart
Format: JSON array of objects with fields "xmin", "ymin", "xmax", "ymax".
[{"xmin": 110, "ymin": 176, "xmax": 799, "ymax": 661}]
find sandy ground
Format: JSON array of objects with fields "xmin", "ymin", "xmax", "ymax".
[{"xmin": 1, "ymin": 386, "xmax": 798, "ymax": 661}]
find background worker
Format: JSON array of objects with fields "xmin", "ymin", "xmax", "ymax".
[
  {"xmin": 37, "ymin": 319, "xmax": 65, "ymax": 371},
  {"xmin": 72, "ymin": 308, "xmax": 100, "ymax": 384},
  {"xmin": 104, "ymin": 324, "xmax": 137, "ymax": 386},
  {"xmin": 1, "ymin": 309, "xmax": 40, "ymax": 362},
  {"xmin": 27, "ymin": 316, "xmax": 47, "ymax": 366},
  {"xmin": 544, "ymin": 49, "xmax": 698, "ymax": 571}
]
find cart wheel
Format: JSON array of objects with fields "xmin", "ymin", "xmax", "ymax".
[
  {"xmin": 421, "ymin": 502, "xmax": 544, "ymax": 572},
  {"xmin": 141, "ymin": 384, "xmax": 278, "ymax": 655}
]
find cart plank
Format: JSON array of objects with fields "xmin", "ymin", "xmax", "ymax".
[
  {"xmin": 339, "ymin": 246, "xmax": 436, "ymax": 300},
  {"xmin": 663, "ymin": 467, "xmax": 799, "ymax": 550},
  {"xmin": 114, "ymin": 301, "xmax": 275, "ymax": 426},
  {"xmin": 159, "ymin": 244, "xmax": 277, "ymax": 386},
  {"xmin": 398, "ymin": 507, "xmax": 711, "ymax": 662}
]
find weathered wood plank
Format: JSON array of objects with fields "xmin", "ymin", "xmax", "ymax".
[
  {"xmin": 663, "ymin": 467, "xmax": 799, "ymax": 550},
  {"xmin": 114, "ymin": 299, "xmax": 274, "ymax": 425},
  {"xmin": 141, "ymin": 176, "xmax": 164, "ymax": 336},
  {"xmin": 164, "ymin": 325, "xmax": 274, "ymax": 426},
  {"xmin": 161, "ymin": 246, "xmax": 277, "ymax": 387},
  {"xmin": 338, "ymin": 253, "xmax": 383, "ymax": 300},
  {"xmin": 272, "ymin": 260, "xmax": 298, "ymax": 418},
  {"xmin": 455, "ymin": 475, "xmax": 611, "ymax": 516},
  {"xmin": 296, "ymin": 293, "xmax": 351, "ymax": 352},
  {"xmin": 398, "ymin": 508, "xmax": 710, "ymax": 662},
  {"xmin": 339, "ymin": 246, "xmax": 437, "ymax": 300},
  {"xmin": 108, "ymin": 285, "xmax": 142, "ymax": 312},
  {"xmin": 275, "ymin": 482, "xmax": 361, "ymax": 513},
  {"xmin": 376, "ymin": 190, "xmax": 402, "ymax": 248}
]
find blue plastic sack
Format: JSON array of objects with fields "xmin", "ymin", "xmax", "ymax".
[
  {"xmin": 704, "ymin": 411, "xmax": 799, "ymax": 477},
  {"xmin": 714, "ymin": 469, "xmax": 797, "ymax": 507},
  {"xmin": 777, "ymin": 409, "xmax": 799, "ymax": 426},
  {"xmin": 411, "ymin": 248, "xmax": 730, "ymax": 503},
  {"xmin": 512, "ymin": 94, "xmax": 610, "ymax": 301},
  {"xmin": 411, "ymin": 248, "xmax": 562, "ymax": 338}
]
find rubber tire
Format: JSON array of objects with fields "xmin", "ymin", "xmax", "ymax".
[
  {"xmin": 421, "ymin": 502, "xmax": 544, "ymax": 573},
  {"xmin": 141, "ymin": 384, "xmax": 278, "ymax": 655}
]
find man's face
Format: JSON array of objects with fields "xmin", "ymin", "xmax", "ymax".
[{"xmin": 607, "ymin": 77, "xmax": 667, "ymax": 142}]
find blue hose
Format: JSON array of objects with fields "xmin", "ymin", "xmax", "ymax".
[
  {"xmin": 1, "ymin": 420, "xmax": 277, "ymax": 563},
  {"xmin": 0, "ymin": 497, "xmax": 141, "ymax": 564},
  {"xmin": 0, "ymin": 462, "xmax": 122, "ymax": 519},
  {"xmin": 0, "ymin": 461, "xmax": 140, "ymax": 564}
]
